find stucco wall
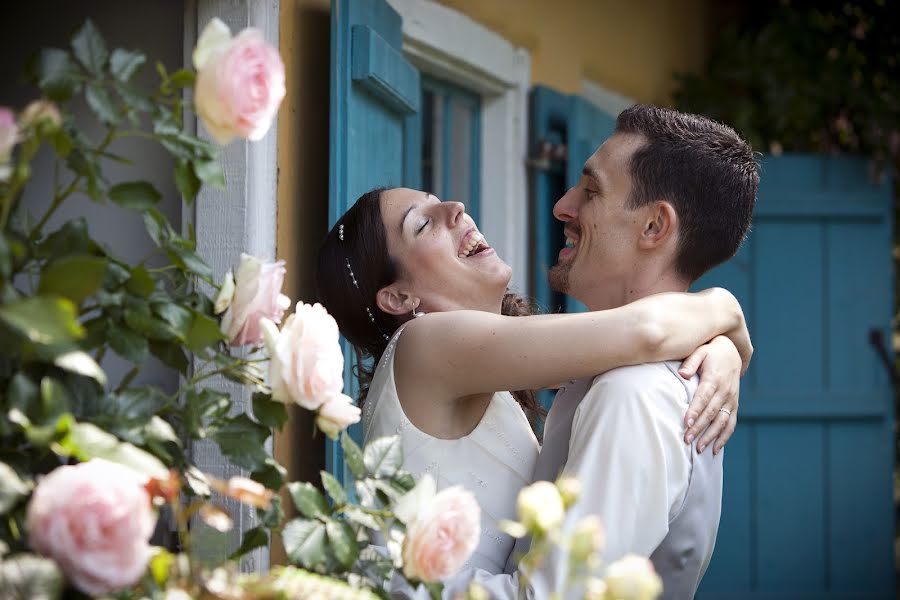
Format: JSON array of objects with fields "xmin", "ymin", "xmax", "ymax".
[{"xmin": 435, "ymin": 0, "xmax": 711, "ymax": 104}]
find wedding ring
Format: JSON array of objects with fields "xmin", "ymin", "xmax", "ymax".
[{"xmin": 719, "ymin": 408, "xmax": 732, "ymax": 416}]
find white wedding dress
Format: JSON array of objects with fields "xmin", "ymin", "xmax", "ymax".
[{"xmin": 363, "ymin": 326, "xmax": 540, "ymax": 574}]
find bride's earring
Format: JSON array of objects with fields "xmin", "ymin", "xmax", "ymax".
[{"xmin": 411, "ymin": 304, "xmax": 425, "ymax": 319}]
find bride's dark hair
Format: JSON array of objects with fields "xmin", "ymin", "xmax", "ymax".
[{"xmin": 315, "ymin": 187, "xmax": 545, "ymax": 424}]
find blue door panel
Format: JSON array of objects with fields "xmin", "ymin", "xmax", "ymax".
[
  {"xmin": 329, "ymin": 0, "xmax": 420, "ymax": 483},
  {"xmin": 694, "ymin": 155, "xmax": 894, "ymax": 597}
]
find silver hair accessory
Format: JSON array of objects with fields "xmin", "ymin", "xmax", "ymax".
[
  {"xmin": 345, "ymin": 258, "xmax": 359, "ymax": 288},
  {"xmin": 338, "ymin": 224, "xmax": 344, "ymax": 241}
]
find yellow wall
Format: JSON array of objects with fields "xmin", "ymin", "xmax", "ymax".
[{"xmin": 435, "ymin": 0, "xmax": 711, "ymax": 104}]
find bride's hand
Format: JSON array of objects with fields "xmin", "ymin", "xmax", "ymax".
[{"xmin": 678, "ymin": 335, "xmax": 741, "ymax": 455}]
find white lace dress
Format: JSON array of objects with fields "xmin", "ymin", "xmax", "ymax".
[{"xmin": 363, "ymin": 326, "xmax": 540, "ymax": 574}]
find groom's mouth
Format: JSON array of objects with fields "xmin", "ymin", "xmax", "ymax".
[{"xmin": 558, "ymin": 228, "xmax": 579, "ymax": 261}]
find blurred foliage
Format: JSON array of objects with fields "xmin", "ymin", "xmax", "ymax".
[{"xmin": 673, "ymin": 0, "xmax": 898, "ymax": 173}]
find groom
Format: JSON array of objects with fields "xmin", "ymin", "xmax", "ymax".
[{"xmin": 399, "ymin": 105, "xmax": 758, "ymax": 599}]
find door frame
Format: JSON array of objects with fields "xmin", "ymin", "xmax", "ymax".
[{"xmin": 386, "ymin": 0, "xmax": 531, "ymax": 292}]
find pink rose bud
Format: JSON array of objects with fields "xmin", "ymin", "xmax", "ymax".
[
  {"xmin": 193, "ymin": 18, "xmax": 285, "ymax": 145},
  {"xmin": 26, "ymin": 459, "xmax": 158, "ymax": 596},
  {"xmin": 399, "ymin": 478, "xmax": 481, "ymax": 582},
  {"xmin": 260, "ymin": 302, "xmax": 347, "ymax": 411},
  {"xmin": 0, "ymin": 107, "xmax": 19, "ymax": 181},
  {"xmin": 315, "ymin": 394, "xmax": 361, "ymax": 439},
  {"xmin": 21, "ymin": 100, "xmax": 61, "ymax": 131},
  {"xmin": 219, "ymin": 254, "xmax": 291, "ymax": 346}
]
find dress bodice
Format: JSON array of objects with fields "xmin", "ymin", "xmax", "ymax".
[{"xmin": 363, "ymin": 326, "xmax": 540, "ymax": 574}]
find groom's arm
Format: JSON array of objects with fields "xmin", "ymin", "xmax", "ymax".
[{"xmin": 562, "ymin": 364, "xmax": 691, "ymax": 564}]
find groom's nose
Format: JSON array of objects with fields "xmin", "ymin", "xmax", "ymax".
[{"xmin": 553, "ymin": 187, "xmax": 578, "ymax": 222}]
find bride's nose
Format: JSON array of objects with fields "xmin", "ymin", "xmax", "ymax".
[{"xmin": 443, "ymin": 201, "xmax": 465, "ymax": 227}]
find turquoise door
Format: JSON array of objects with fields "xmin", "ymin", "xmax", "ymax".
[
  {"xmin": 328, "ymin": 0, "xmax": 421, "ymax": 482},
  {"xmin": 695, "ymin": 156, "xmax": 895, "ymax": 599}
]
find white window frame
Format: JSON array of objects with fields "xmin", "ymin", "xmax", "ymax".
[{"xmin": 387, "ymin": 0, "xmax": 531, "ymax": 292}]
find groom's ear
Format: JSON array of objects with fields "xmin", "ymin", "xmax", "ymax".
[
  {"xmin": 376, "ymin": 285, "xmax": 415, "ymax": 316},
  {"xmin": 638, "ymin": 200, "xmax": 678, "ymax": 250}
]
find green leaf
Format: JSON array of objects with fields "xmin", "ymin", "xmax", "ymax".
[
  {"xmin": 0, "ymin": 234, "xmax": 11, "ymax": 280},
  {"xmin": 0, "ymin": 296, "xmax": 84, "ymax": 345},
  {"xmin": 113, "ymin": 386, "xmax": 170, "ymax": 421},
  {"xmin": 326, "ymin": 520, "xmax": 359, "ymax": 570},
  {"xmin": 50, "ymin": 128, "xmax": 73, "ymax": 158},
  {"xmin": 148, "ymin": 548, "xmax": 174, "ymax": 587},
  {"xmin": 185, "ymin": 310, "xmax": 225, "ymax": 350},
  {"xmin": 142, "ymin": 208, "xmax": 172, "ymax": 246},
  {"xmin": 123, "ymin": 303, "xmax": 177, "ymax": 341},
  {"xmin": 145, "ymin": 415, "xmax": 179, "ymax": 445},
  {"xmin": 0, "ymin": 554, "xmax": 63, "ymax": 600},
  {"xmin": 251, "ymin": 459, "xmax": 286, "ymax": 490},
  {"xmin": 125, "ymin": 265, "xmax": 155, "ymax": 297},
  {"xmin": 0, "ymin": 462, "xmax": 31, "ymax": 515},
  {"xmin": 363, "ymin": 435, "xmax": 402, "ymax": 479},
  {"xmin": 193, "ymin": 158, "xmax": 226, "ymax": 189},
  {"xmin": 53, "ymin": 351, "xmax": 107, "ymax": 386},
  {"xmin": 257, "ymin": 495, "xmax": 284, "ymax": 528},
  {"xmin": 109, "ymin": 181, "xmax": 161, "ymax": 210},
  {"xmin": 174, "ymin": 159, "xmax": 201, "ymax": 203},
  {"xmin": 153, "ymin": 302, "xmax": 193, "ymax": 339},
  {"xmin": 85, "ymin": 83, "xmax": 118, "ymax": 124},
  {"xmin": 183, "ymin": 388, "xmax": 231, "ymax": 438},
  {"xmin": 149, "ymin": 340, "xmax": 189, "ymax": 374},
  {"xmin": 30, "ymin": 48, "xmax": 80, "ymax": 101},
  {"xmin": 71, "ymin": 19, "xmax": 108, "ymax": 74},
  {"xmin": 321, "ymin": 471, "xmax": 347, "ymax": 506},
  {"xmin": 212, "ymin": 414, "xmax": 271, "ymax": 471},
  {"xmin": 252, "ymin": 393, "xmax": 288, "ymax": 429},
  {"xmin": 38, "ymin": 255, "xmax": 106, "ymax": 305},
  {"xmin": 342, "ymin": 506, "xmax": 379, "ymax": 530},
  {"xmin": 60, "ymin": 421, "xmax": 168, "ymax": 479},
  {"xmin": 109, "ymin": 324, "xmax": 149, "ymax": 363},
  {"xmin": 287, "ymin": 482, "xmax": 328, "ymax": 518},
  {"xmin": 341, "ymin": 432, "xmax": 366, "ymax": 479},
  {"xmin": 110, "ymin": 48, "xmax": 146, "ymax": 82},
  {"xmin": 229, "ymin": 526, "xmax": 268, "ymax": 561},
  {"xmin": 282, "ymin": 519, "xmax": 327, "ymax": 569},
  {"xmin": 167, "ymin": 69, "xmax": 196, "ymax": 88},
  {"xmin": 166, "ymin": 244, "xmax": 214, "ymax": 280}
]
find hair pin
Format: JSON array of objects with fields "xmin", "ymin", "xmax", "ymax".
[
  {"xmin": 345, "ymin": 258, "xmax": 359, "ymax": 288},
  {"xmin": 338, "ymin": 224, "xmax": 344, "ymax": 241}
]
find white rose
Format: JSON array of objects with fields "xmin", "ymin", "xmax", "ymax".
[
  {"xmin": 315, "ymin": 394, "xmax": 361, "ymax": 439},
  {"xmin": 517, "ymin": 480, "xmax": 564, "ymax": 534},
  {"xmin": 604, "ymin": 554, "xmax": 663, "ymax": 600}
]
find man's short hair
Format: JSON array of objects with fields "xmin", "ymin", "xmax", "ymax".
[{"xmin": 615, "ymin": 105, "xmax": 759, "ymax": 282}]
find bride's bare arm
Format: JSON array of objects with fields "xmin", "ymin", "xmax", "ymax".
[{"xmin": 397, "ymin": 287, "xmax": 749, "ymax": 398}]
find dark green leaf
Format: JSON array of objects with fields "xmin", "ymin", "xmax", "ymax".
[
  {"xmin": 125, "ymin": 265, "xmax": 155, "ymax": 297},
  {"xmin": 363, "ymin": 435, "xmax": 402, "ymax": 479},
  {"xmin": 123, "ymin": 303, "xmax": 177, "ymax": 341},
  {"xmin": 0, "ymin": 554, "xmax": 63, "ymax": 600},
  {"xmin": 167, "ymin": 69, "xmax": 196, "ymax": 88},
  {"xmin": 288, "ymin": 482, "xmax": 328, "ymax": 518},
  {"xmin": 153, "ymin": 302, "xmax": 193, "ymax": 339},
  {"xmin": 110, "ymin": 48, "xmax": 145, "ymax": 82},
  {"xmin": 113, "ymin": 386, "xmax": 170, "ymax": 421},
  {"xmin": 212, "ymin": 414, "xmax": 271, "ymax": 471},
  {"xmin": 252, "ymin": 393, "xmax": 288, "ymax": 429},
  {"xmin": 257, "ymin": 495, "xmax": 284, "ymax": 528},
  {"xmin": 174, "ymin": 159, "xmax": 201, "ymax": 203},
  {"xmin": 166, "ymin": 245, "xmax": 213, "ymax": 280},
  {"xmin": 149, "ymin": 340, "xmax": 189, "ymax": 374},
  {"xmin": 50, "ymin": 128, "xmax": 73, "ymax": 158},
  {"xmin": 142, "ymin": 208, "xmax": 172, "ymax": 246},
  {"xmin": 39, "ymin": 378, "xmax": 71, "ymax": 424},
  {"xmin": 108, "ymin": 324, "xmax": 149, "ymax": 363},
  {"xmin": 109, "ymin": 181, "xmax": 161, "ymax": 210},
  {"xmin": 320, "ymin": 471, "xmax": 347, "ymax": 506},
  {"xmin": 103, "ymin": 261, "xmax": 131, "ymax": 288},
  {"xmin": 392, "ymin": 471, "xmax": 417, "ymax": 493},
  {"xmin": 193, "ymin": 159, "xmax": 225, "ymax": 189},
  {"xmin": 185, "ymin": 310, "xmax": 224, "ymax": 350},
  {"xmin": 85, "ymin": 83, "xmax": 118, "ymax": 124},
  {"xmin": 0, "ymin": 234, "xmax": 11, "ymax": 280},
  {"xmin": 71, "ymin": 19, "xmax": 108, "ymax": 74},
  {"xmin": 340, "ymin": 431, "xmax": 365, "ymax": 479},
  {"xmin": 251, "ymin": 459, "xmax": 286, "ymax": 490},
  {"xmin": 30, "ymin": 48, "xmax": 80, "ymax": 101},
  {"xmin": 0, "ymin": 296, "xmax": 83, "ymax": 345},
  {"xmin": 38, "ymin": 255, "xmax": 106, "ymax": 305},
  {"xmin": 325, "ymin": 520, "xmax": 358, "ymax": 570},
  {"xmin": 0, "ymin": 462, "xmax": 31, "ymax": 514},
  {"xmin": 182, "ymin": 388, "xmax": 230, "ymax": 438},
  {"xmin": 115, "ymin": 83, "xmax": 154, "ymax": 112},
  {"xmin": 229, "ymin": 526, "xmax": 268, "ymax": 560},
  {"xmin": 282, "ymin": 519, "xmax": 327, "ymax": 569}
]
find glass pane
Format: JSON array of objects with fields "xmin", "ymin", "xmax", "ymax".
[
  {"xmin": 421, "ymin": 89, "xmax": 444, "ymax": 198},
  {"xmin": 449, "ymin": 98, "xmax": 472, "ymax": 208}
]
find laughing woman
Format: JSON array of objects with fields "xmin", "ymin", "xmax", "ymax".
[{"xmin": 315, "ymin": 187, "xmax": 750, "ymax": 575}]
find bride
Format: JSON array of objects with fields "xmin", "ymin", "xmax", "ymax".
[{"xmin": 315, "ymin": 187, "xmax": 750, "ymax": 575}]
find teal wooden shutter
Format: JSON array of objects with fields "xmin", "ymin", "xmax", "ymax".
[
  {"xmin": 695, "ymin": 156, "xmax": 894, "ymax": 599},
  {"xmin": 328, "ymin": 0, "xmax": 421, "ymax": 482}
]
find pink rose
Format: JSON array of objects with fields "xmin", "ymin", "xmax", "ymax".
[
  {"xmin": 260, "ymin": 302, "xmax": 347, "ymax": 411},
  {"xmin": 193, "ymin": 18, "xmax": 285, "ymax": 145},
  {"xmin": 26, "ymin": 459, "xmax": 157, "ymax": 596},
  {"xmin": 395, "ymin": 476, "xmax": 481, "ymax": 582},
  {"xmin": 0, "ymin": 107, "xmax": 18, "ymax": 181},
  {"xmin": 315, "ymin": 394, "xmax": 361, "ymax": 439},
  {"xmin": 217, "ymin": 254, "xmax": 291, "ymax": 346}
]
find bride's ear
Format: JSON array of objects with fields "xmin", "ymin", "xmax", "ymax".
[{"xmin": 376, "ymin": 285, "xmax": 416, "ymax": 317}]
